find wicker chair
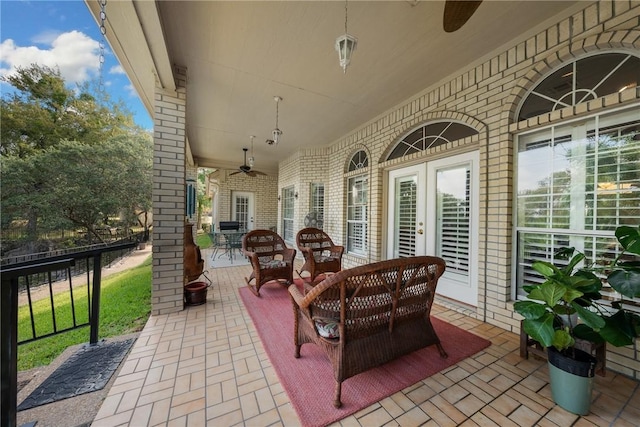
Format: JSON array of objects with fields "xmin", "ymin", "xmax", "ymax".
[
  {"xmin": 295, "ymin": 227, "xmax": 344, "ymax": 283},
  {"xmin": 242, "ymin": 229, "xmax": 296, "ymax": 296},
  {"xmin": 288, "ymin": 256, "xmax": 447, "ymax": 408}
]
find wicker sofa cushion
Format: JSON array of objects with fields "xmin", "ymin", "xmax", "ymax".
[
  {"xmin": 314, "ymin": 318, "xmax": 340, "ymax": 339},
  {"xmin": 260, "ymin": 259, "xmax": 287, "ymax": 269},
  {"xmin": 313, "ymin": 253, "xmax": 338, "ymax": 263}
]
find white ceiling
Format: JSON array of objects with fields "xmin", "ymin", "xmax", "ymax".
[{"xmin": 89, "ymin": 1, "xmax": 581, "ymax": 174}]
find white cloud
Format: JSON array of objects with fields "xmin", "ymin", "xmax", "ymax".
[
  {"xmin": 0, "ymin": 30, "xmax": 100, "ymax": 85},
  {"xmin": 124, "ymin": 83, "xmax": 138, "ymax": 98},
  {"xmin": 109, "ymin": 65, "xmax": 125, "ymax": 75},
  {"xmin": 31, "ymin": 30, "xmax": 61, "ymax": 45}
]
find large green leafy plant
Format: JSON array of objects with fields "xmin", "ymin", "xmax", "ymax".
[{"xmin": 515, "ymin": 226, "xmax": 640, "ymax": 355}]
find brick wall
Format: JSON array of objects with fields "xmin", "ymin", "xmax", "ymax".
[
  {"xmin": 210, "ymin": 170, "xmax": 278, "ymax": 231},
  {"xmin": 277, "ymin": 1, "xmax": 640, "ymax": 377},
  {"xmin": 152, "ymin": 80, "xmax": 187, "ymax": 315}
]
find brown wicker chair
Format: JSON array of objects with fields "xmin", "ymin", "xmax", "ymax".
[
  {"xmin": 288, "ymin": 256, "xmax": 447, "ymax": 408},
  {"xmin": 242, "ymin": 229, "xmax": 296, "ymax": 296},
  {"xmin": 296, "ymin": 227, "xmax": 344, "ymax": 283}
]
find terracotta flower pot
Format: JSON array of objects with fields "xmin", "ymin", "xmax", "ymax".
[{"xmin": 184, "ymin": 282, "xmax": 208, "ymax": 306}]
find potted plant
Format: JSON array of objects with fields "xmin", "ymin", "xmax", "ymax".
[{"xmin": 514, "ymin": 225, "xmax": 640, "ymax": 415}]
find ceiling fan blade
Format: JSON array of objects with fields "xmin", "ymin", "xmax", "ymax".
[
  {"xmin": 229, "ymin": 170, "xmax": 242, "ymax": 176},
  {"xmin": 253, "ymin": 170, "xmax": 267, "ymax": 176},
  {"xmin": 443, "ymin": 0, "xmax": 482, "ymax": 33},
  {"xmin": 246, "ymin": 171, "xmax": 257, "ymax": 177}
]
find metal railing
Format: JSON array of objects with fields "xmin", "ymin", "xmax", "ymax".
[
  {"xmin": 1, "ymin": 229, "xmax": 149, "ymax": 267},
  {"xmin": 0, "ymin": 240, "xmax": 138, "ymax": 427}
]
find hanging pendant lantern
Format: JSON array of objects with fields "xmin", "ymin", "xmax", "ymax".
[
  {"xmin": 335, "ymin": 0, "xmax": 357, "ymax": 73},
  {"xmin": 335, "ymin": 34, "xmax": 357, "ymax": 73}
]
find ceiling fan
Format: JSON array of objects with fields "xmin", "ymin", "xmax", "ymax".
[
  {"xmin": 443, "ymin": 0, "xmax": 483, "ymax": 33},
  {"xmin": 229, "ymin": 148, "xmax": 266, "ymax": 177}
]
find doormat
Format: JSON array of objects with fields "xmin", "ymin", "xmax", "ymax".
[{"xmin": 18, "ymin": 338, "xmax": 135, "ymax": 411}]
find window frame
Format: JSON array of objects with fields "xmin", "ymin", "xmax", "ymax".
[
  {"xmin": 309, "ymin": 183, "xmax": 325, "ymax": 229},
  {"xmin": 281, "ymin": 186, "xmax": 295, "ymax": 243},
  {"xmin": 516, "ymin": 52, "xmax": 640, "ymax": 121},
  {"xmin": 386, "ymin": 121, "xmax": 479, "ymax": 161},
  {"xmin": 512, "ymin": 105, "xmax": 640, "ymax": 302},
  {"xmin": 347, "ymin": 174, "xmax": 368, "ymax": 256}
]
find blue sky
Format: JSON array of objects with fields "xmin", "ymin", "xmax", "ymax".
[{"xmin": 1, "ymin": 0, "xmax": 153, "ymax": 130}]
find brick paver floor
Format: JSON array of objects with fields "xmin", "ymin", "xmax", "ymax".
[{"xmin": 93, "ymin": 256, "xmax": 640, "ymax": 426}]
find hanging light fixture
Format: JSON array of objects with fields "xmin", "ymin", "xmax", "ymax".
[
  {"xmin": 335, "ymin": 0, "xmax": 357, "ymax": 73},
  {"xmin": 271, "ymin": 96, "xmax": 283, "ymax": 146},
  {"xmin": 265, "ymin": 96, "xmax": 283, "ymax": 146},
  {"xmin": 249, "ymin": 135, "xmax": 255, "ymax": 167}
]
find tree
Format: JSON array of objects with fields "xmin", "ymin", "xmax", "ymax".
[
  {"xmin": 1, "ymin": 64, "xmax": 133, "ymax": 158},
  {"xmin": 34, "ymin": 133, "xmax": 152, "ymax": 243},
  {"xmin": 1, "ymin": 64, "xmax": 151, "ymax": 250},
  {"xmin": 196, "ymin": 169, "xmax": 212, "ymax": 230}
]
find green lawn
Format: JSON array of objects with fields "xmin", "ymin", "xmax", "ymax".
[
  {"xmin": 17, "ymin": 256, "xmax": 152, "ymax": 371},
  {"xmin": 196, "ymin": 232, "xmax": 212, "ymax": 249}
]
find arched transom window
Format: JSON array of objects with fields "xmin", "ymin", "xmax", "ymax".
[
  {"xmin": 518, "ymin": 53, "xmax": 640, "ymax": 121},
  {"xmin": 387, "ymin": 121, "xmax": 478, "ymax": 161},
  {"xmin": 348, "ymin": 150, "xmax": 369, "ymax": 171},
  {"xmin": 345, "ymin": 149, "xmax": 369, "ymax": 256}
]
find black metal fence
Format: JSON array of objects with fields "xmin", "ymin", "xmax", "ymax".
[
  {"xmin": 2, "ymin": 225, "xmax": 146, "ymax": 241},
  {"xmin": 1, "ymin": 231, "xmax": 147, "ymax": 289},
  {"xmin": 0, "ymin": 240, "xmax": 138, "ymax": 427},
  {"xmin": 1, "ymin": 229, "xmax": 149, "ymax": 265}
]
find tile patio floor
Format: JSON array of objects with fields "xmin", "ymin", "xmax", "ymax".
[{"xmin": 92, "ymin": 259, "xmax": 640, "ymax": 426}]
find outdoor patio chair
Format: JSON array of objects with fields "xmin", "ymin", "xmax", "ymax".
[
  {"xmin": 242, "ymin": 229, "xmax": 296, "ymax": 296},
  {"xmin": 296, "ymin": 227, "xmax": 344, "ymax": 283},
  {"xmin": 226, "ymin": 231, "xmax": 244, "ymax": 262}
]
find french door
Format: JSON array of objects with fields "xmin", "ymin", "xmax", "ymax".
[
  {"xmin": 232, "ymin": 191, "xmax": 255, "ymax": 231},
  {"xmin": 387, "ymin": 151, "xmax": 479, "ymax": 306},
  {"xmin": 388, "ymin": 165, "xmax": 426, "ymax": 257}
]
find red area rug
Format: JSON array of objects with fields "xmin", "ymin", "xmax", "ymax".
[{"xmin": 238, "ymin": 281, "xmax": 491, "ymax": 427}]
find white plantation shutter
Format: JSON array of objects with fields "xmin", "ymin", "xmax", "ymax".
[
  {"xmin": 515, "ymin": 109, "xmax": 640, "ymax": 304},
  {"xmin": 436, "ymin": 168, "xmax": 471, "ymax": 276},
  {"xmin": 310, "ymin": 183, "xmax": 325, "ymax": 228},
  {"xmin": 282, "ymin": 187, "xmax": 295, "ymax": 242},
  {"xmin": 396, "ymin": 178, "xmax": 416, "ymax": 257},
  {"xmin": 347, "ymin": 175, "xmax": 368, "ymax": 255}
]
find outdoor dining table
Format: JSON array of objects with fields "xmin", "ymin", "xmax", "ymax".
[{"xmin": 210, "ymin": 230, "xmax": 245, "ymax": 262}]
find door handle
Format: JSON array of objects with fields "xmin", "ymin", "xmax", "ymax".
[{"xmin": 417, "ymin": 229, "xmax": 424, "ymax": 234}]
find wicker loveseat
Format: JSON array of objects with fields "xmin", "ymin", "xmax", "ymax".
[{"xmin": 288, "ymin": 256, "xmax": 447, "ymax": 407}]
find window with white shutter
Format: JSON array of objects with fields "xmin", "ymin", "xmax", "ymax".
[
  {"xmin": 282, "ymin": 186, "xmax": 295, "ymax": 242},
  {"xmin": 396, "ymin": 178, "xmax": 417, "ymax": 257},
  {"xmin": 347, "ymin": 175, "xmax": 368, "ymax": 255},
  {"xmin": 309, "ymin": 183, "xmax": 325, "ymax": 229},
  {"xmin": 346, "ymin": 150, "xmax": 369, "ymax": 256},
  {"xmin": 436, "ymin": 167, "xmax": 470, "ymax": 276},
  {"xmin": 515, "ymin": 108, "xmax": 640, "ymax": 301}
]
